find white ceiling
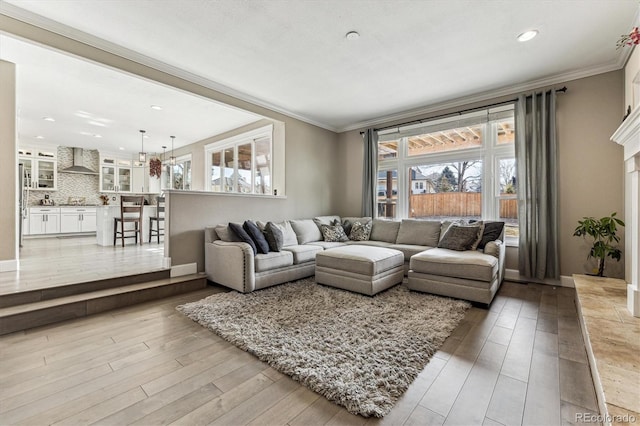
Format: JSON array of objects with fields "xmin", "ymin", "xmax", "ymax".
[
  {"xmin": 0, "ymin": 0, "xmax": 638, "ymax": 140},
  {"xmin": 0, "ymin": 35, "xmax": 262, "ymax": 155}
]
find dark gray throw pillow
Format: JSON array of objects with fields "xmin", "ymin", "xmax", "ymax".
[
  {"xmin": 478, "ymin": 221, "xmax": 505, "ymax": 249},
  {"xmin": 264, "ymin": 221, "xmax": 284, "ymax": 252},
  {"xmin": 243, "ymin": 220, "xmax": 270, "ymax": 254},
  {"xmin": 437, "ymin": 223, "xmax": 482, "ymax": 251},
  {"xmin": 228, "ymin": 222, "xmax": 257, "ymax": 255}
]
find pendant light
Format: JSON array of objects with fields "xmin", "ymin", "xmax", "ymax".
[
  {"xmin": 162, "ymin": 145, "xmax": 167, "ymax": 162},
  {"xmin": 138, "ymin": 130, "xmax": 146, "ymax": 162},
  {"xmin": 169, "ymin": 135, "xmax": 176, "ymax": 165}
]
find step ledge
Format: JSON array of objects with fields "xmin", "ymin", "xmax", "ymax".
[{"xmin": 0, "ymin": 274, "xmax": 205, "ymax": 317}]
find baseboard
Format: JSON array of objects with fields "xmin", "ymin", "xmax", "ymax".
[
  {"xmin": 171, "ymin": 262, "xmax": 197, "ymax": 277},
  {"xmin": 0, "ymin": 259, "xmax": 18, "ymax": 272},
  {"xmin": 504, "ymin": 269, "xmax": 574, "ymax": 288}
]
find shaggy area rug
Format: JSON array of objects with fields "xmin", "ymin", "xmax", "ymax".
[{"xmin": 177, "ymin": 278, "xmax": 470, "ymax": 417}]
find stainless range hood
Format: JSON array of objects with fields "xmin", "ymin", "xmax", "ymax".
[{"xmin": 60, "ymin": 148, "xmax": 98, "ymax": 175}]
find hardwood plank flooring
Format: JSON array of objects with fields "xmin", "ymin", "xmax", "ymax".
[
  {"xmin": 0, "ymin": 236, "xmax": 165, "ymax": 295},
  {"xmin": 0, "ymin": 282, "xmax": 600, "ymax": 425}
]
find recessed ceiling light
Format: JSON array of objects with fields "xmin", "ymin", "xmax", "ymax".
[
  {"xmin": 93, "ymin": 134, "xmax": 102, "ymax": 138},
  {"xmin": 43, "ymin": 117, "xmax": 55, "ymax": 122},
  {"xmin": 88, "ymin": 120, "xmax": 106, "ymax": 127},
  {"xmin": 517, "ymin": 30, "xmax": 538, "ymax": 42},
  {"xmin": 119, "ymin": 147, "xmax": 125, "ymax": 150},
  {"xmin": 35, "ymin": 135, "xmax": 44, "ymax": 139},
  {"xmin": 151, "ymin": 105, "xmax": 163, "ymax": 110},
  {"xmin": 346, "ymin": 31, "xmax": 360, "ymax": 41}
]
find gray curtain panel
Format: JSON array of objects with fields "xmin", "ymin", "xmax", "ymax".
[
  {"xmin": 362, "ymin": 129, "xmax": 378, "ymax": 217},
  {"xmin": 515, "ymin": 91, "xmax": 559, "ymax": 280}
]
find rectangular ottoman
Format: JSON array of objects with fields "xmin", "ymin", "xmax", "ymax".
[{"xmin": 315, "ymin": 246, "xmax": 404, "ymax": 296}]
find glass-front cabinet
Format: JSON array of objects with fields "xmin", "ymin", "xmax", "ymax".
[
  {"xmin": 19, "ymin": 147, "xmax": 58, "ymax": 191},
  {"xmin": 100, "ymin": 155, "xmax": 133, "ymax": 193}
]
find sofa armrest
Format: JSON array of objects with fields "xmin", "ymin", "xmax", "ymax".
[
  {"xmin": 484, "ymin": 240, "xmax": 506, "ymax": 283},
  {"xmin": 205, "ymin": 240, "xmax": 256, "ymax": 293}
]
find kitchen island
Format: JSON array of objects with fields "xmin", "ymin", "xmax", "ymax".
[{"xmin": 96, "ymin": 205, "xmax": 158, "ymax": 246}]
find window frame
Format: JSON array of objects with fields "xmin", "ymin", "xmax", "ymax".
[
  {"xmin": 204, "ymin": 124, "xmax": 273, "ymax": 195},
  {"xmin": 161, "ymin": 153, "xmax": 192, "ymax": 190},
  {"xmin": 377, "ymin": 107, "xmax": 517, "ymax": 244}
]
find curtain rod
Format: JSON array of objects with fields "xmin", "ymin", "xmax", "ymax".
[{"xmin": 360, "ymin": 86, "xmax": 567, "ymax": 135}]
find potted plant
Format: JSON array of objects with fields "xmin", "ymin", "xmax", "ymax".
[{"xmin": 573, "ymin": 212, "xmax": 625, "ymax": 277}]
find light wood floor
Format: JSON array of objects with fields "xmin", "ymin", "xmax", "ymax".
[
  {"xmin": 0, "ymin": 236, "xmax": 165, "ymax": 295},
  {"xmin": 0, "ymin": 281, "xmax": 599, "ymax": 426}
]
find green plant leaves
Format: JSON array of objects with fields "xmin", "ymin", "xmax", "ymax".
[{"xmin": 573, "ymin": 212, "xmax": 625, "ymax": 277}]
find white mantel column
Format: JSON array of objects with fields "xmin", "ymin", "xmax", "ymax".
[{"xmin": 612, "ymin": 107, "xmax": 640, "ymax": 317}]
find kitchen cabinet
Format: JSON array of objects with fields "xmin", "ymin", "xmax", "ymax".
[
  {"xmin": 60, "ymin": 207, "xmax": 97, "ymax": 233},
  {"xmin": 131, "ymin": 161, "xmax": 149, "ymax": 193},
  {"xmin": 29, "ymin": 207, "xmax": 60, "ymax": 235},
  {"xmin": 100, "ymin": 155, "xmax": 133, "ymax": 193},
  {"xmin": 19, "ymin": 147, "xmax": 58, "ymax": 191}
]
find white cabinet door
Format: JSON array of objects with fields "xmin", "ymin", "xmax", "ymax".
[
  {"xmin": 80, "ymin": 212, "xmax": 97, "ymax": 232},
  {"xmin": 29, "ymin": 208, "xmax": 60, "ymax": 234},
  {"xmin": 132, "ymin": 166, "xmax": 146, "ymax": 193},
  {"xmin": 29, "ymin": 213, "xmax": 46, "ymax": 235},
  {"xmin": 60, "ymin": 212, "xmax": 80, "ymax": 233},
  {"xmin": 46, "ymin": 213, "xmax": 60, "ymax": 234}
]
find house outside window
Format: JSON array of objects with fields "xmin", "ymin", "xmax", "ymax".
[
  {"xmin": 377, "ymin": 105, "xmax": 518, "ymax": 243},
  {"xmin": 205, "ymin": 125, "xmax": 273, "ymax": 195},
  {"xmin": 161, "ymin": 154, "xmax": 192, "ymax": 190}
]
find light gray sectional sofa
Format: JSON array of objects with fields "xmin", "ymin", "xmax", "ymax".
[{"xmin": 204, "ymin": 216, "xmax": 506, "ymax": 305}]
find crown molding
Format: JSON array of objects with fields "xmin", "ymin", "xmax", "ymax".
[{"xmin": 0, "ymin": 2, "xmax": 339, "ymax": 132}]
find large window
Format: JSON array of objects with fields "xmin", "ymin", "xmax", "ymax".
[
  {"xmin": 205, "ymin": 125, "xmax": 273, "ymax": 195},
  {"xmin": 377, "ymin": 106, "xmax": 518, "ymax": 241},
  {"xmin": 161, "ymin": 154, "xmax": 192, "ymax": 190}
]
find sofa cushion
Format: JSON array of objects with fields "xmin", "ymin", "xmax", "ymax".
[
  {"xmin": 264, "ymin": 221, "xmax": 284, "ymax": 252},
  {"xmin": 389, "ymin": 244, "xmax": 433, "ymax": 261},
  {"xmin": 264, "ymin": 220, "xmax": 298, "ymax": 247},
  {"xmin": 290, "ymin": 219, "xmax": 323, "ymax": 244},
  {"xmin": 349, "ymin": 221, "xmax": 372, "ymax": 241},
  {"xmin": 214, "ymin": 224, "xmax": 241, "ymax": 242},
  {"xmin": 282, "ymin": 244, "xmax": 323, "ymax": 264},
  {"xmin": 396, "ymin": 219, "xmax": 441, "ymax": 247},
  {"xmin": 437, "ymin": 223, "xmax": 483, "ymax": 251},
  {"xmin": 342, "ymin": 216, "xmax": 372, "ymax": 235},
  {"xmin": 478, "ymin": 221, "xmax": 505, "ymax": 249},
  {"xmin": 228, "ymin": 222, "xmax": 257, "ymax": 255},
  {"xmin": 321, "ymin": 224, "xmax": 349, "ymax": 242},
  {"xmin": 306, "ymin": 241, "xmax": 349, "ymax": 250},
  {"xmin": 313, "ymin": 215, "xmax": 341, "ymax": 230},
  {"xmin": 410, "ymin": 248, "xmax": 498, "ymax": 282},
  {"xmin": 244, "ymin": 220, "xmax": 270, "ymax": 254},
  {"xmin": 346, "ymin": 240, "xmax": 393, "ymax": 248},
  {"xmin": 370, "ymin": 219, "xmax": 401, "ymax": 243},
  {"xmin": 254, "ymin": 251, "xmax": 294, "ymax": 272}
]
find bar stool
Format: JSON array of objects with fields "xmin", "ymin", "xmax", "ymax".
[
  {"xmin": 113, "ymin": 195, "xmax": 144, "ymax": 247},
  {"xmin": 148, "ymin": 196, "xmax": 165, "ymax": 243}
]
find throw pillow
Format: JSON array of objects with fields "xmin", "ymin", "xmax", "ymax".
[
  {"xmin": 264, "ymin": 221, "xmax": 284, "ymax": 252},
  {"xmin": 321, "ymin": 224, "xmax": 349, "ymax": 242},
  {"xmin": 313, "ymin": 215, "xmax": 341, "ymax": 230},
  {"xmin": 478, "ymin": 221, "xmax": 505, "ymax": 249},
  {"xmin": 228, "ymin": 222, "xmax": 257, "ymax": 255},
  {"xmin": 437, "ymin": 223, "xmax": 483, "ymax": 251},
  {"xmin": 342, "ymin": 216, "xmax": 372, "ymax": 236},
  {"xmin": 349, "ymin": 221, "xmax": 372, "ymax": 241},
  {"xmin": 214, "ymin": 224, "xmax": 240, "ymax": 242},
  {"xmin": 243, "ymin": 220, "xmax": 270, "ymax": 254},
  {"xmin": 290, "ymin": 219, "xmax": 323, "ymax": 244}
]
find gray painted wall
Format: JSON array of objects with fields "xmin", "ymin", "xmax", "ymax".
[
  {"xmin": 336, "ymin": 71, "xmax": 625, "ymax": 279},
  {"xmin": 167, "ymin": 117, "xmax": 340, "ymax": 270}
]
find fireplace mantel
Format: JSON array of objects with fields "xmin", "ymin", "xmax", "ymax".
[{"xmin": 611, "ymin": 106, "xmax": 640, "ymax": 317}]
